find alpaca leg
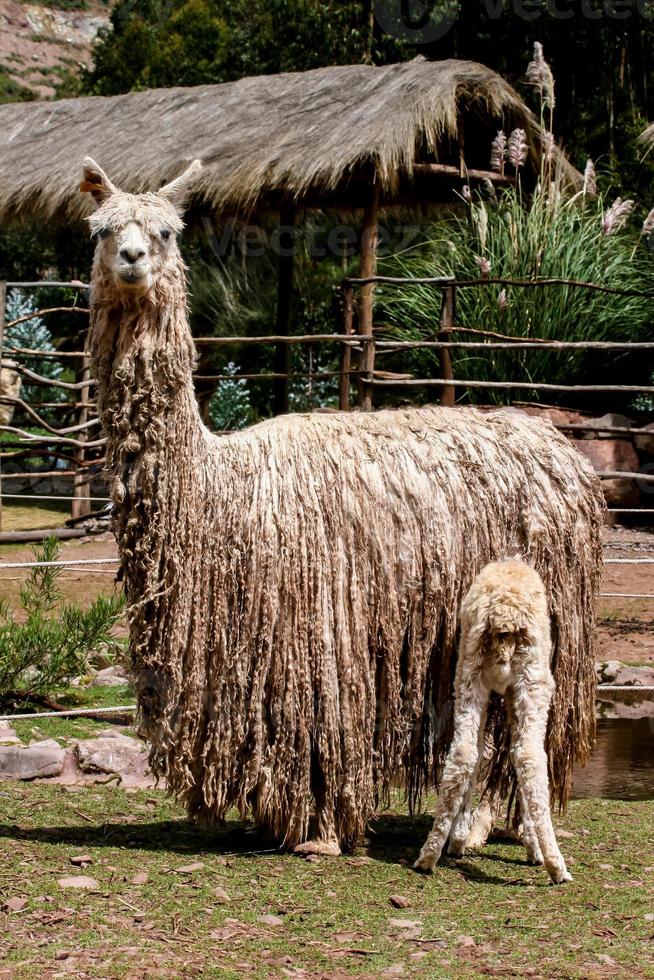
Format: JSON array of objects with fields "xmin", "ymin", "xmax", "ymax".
[
  {"xmin": 517, "ymin": 782, "xmax": 544, "ymax": 865},
  {"xmin": 463, "ymin": 787, "xmax": 504, "ymax": 850},
  {"xmin": 414, "ymin": 683, "xmax": 488, "ymax": 873},
  {"xmin": 510, "ymin": 695, "xmax": 571, "ymax": 885},
  {"xmin": 448, "ymin": 712, "xmax": 486, "ymax": 856}
]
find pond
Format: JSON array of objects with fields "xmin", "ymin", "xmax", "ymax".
[{"xmin": 573, "ymin": 716, "xmax": 654, "ymax": 800}]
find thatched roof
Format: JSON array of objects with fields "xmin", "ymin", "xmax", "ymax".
[{"xmin": 0, "ymin": 58, "xmax": 580, "ymax": 222}]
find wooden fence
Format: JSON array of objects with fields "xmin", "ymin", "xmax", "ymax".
[{"xmin": 2, "ymin": 274, "xmax": 654, "ymax": 535}]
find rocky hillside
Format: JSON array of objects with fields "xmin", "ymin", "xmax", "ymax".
[{"xmin": 0, "ymin": 0, "xmax": 110, "ymax": 100}]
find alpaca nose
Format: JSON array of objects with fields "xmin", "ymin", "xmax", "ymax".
[{"xmin": 120, "ymin": 246, "xmax": 146, "ymax": 264}]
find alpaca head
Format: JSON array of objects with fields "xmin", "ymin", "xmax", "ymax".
[{"xmin": 80, "ymin": 157, "xmax": 202, "ymax": 297}]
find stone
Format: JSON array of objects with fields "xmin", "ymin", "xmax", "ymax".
[
  {"xmin": 573, "ymin": 438, "xmax": 640, "ymax": 506},
  {"xmin": 0, "ymin": 723, "xmax": 20, "ymax": 746},
  {"xmin": 89, "ymin": 665, "xmax": 129, "ymax": 688},
  {"xmin": 597, "ymin": 661, "xmax": 654, "ymax": 687},
  {"xmin": 57, "ymin": 876, "xmax": 99, "ymax": 890},
  {"xmin": 516, "ymin": 405, "xmax": 590, "ymax": 429},
  {"xmin": 634, "ymin": 421, "xmax": 654, "ymax": 457},
  {"xmin": 74, "ymin": 733, "xmax": 149, "ymax": 778},
  {"xmin": 0, "ymin": 739, "xmax": 66, "ymax": 780},
  {"xmin": 583, "ymin": 412, "xmax": 634, "ymax": 438}
]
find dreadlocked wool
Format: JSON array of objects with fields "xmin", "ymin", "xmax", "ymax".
[{"xmin": 87, "ymin": 172, "xmax": 604, "ymax": 853}]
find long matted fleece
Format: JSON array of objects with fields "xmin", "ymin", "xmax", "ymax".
[{"xmin": 92, "ymin": 302, "xmax": 603, "ymax": 849}]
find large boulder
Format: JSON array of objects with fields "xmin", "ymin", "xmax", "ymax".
[
  {"xmin": 573, "ymin": 438, "xmax": 640, "ymax": 506},
  {"xmin": 75, "ymin": 730, "xmax": 150, "ymax": 780},
  {"xmin": 634, "ymin": 421, "xmax": 654, "ymax": 458},
  {"xmin": 0, "ymin": 739, "xmax": 66, "ymax": 780}
]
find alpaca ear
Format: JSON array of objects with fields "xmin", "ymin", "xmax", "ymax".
[
  {"xmin": 158, "ymin": 160, "xmax": 202, "ymax": 211},
  {"xmin": 80, "ymin": 157, "xmax": 118, "ymax": 206}
]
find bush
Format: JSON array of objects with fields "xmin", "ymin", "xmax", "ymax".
[
  {"xmin": 377, "ymin": 182, "xmax": 654, "ymax": 407},
  {"xmin": 0, "ymin": 538, "xmax": 125, "ymax": 705}
]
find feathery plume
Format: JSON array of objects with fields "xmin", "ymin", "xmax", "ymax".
[
  {"xmin": 498, "ymin": 288, "xmax": 507, "ymax": 311},
  {"xmin": 602, "ymin": 197, "xmax": 634, "ymax": 235},
  {"xmin": 462, "ymin": 184, "xmax": 471, "ymax": 202},
  {"xmin": 507, "ymin": 129, "xmax": 528, "ymax": 170},
  {"xmin": 583, "ymin": 159, "xmax": 597, "ymax": 198},
  {"xmin": 490, "ymin": 130, "xmax": 506, "ymax": 176},
  {"xmin": 474, "ymin": 255, "xmax": 491, "ymax": 276},
  {"xmin": 642, "ymin": 208, "xmax": 654, "ymax": 236},
  {"xmin": 526, "ymin": 41, "xmax": 555, "ymax": 110},
  {"xmin": 542, "ymin": 131, "xmax": 555, "ymax": 165}
]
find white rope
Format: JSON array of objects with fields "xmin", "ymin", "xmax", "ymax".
[
  {"xmin": 597, "ymin": 685, "xmax": 654, "ymax": 692},
  {"xmin": 600, "ymin": 592, "xmax": 654, "ymax": 599},
  {"xmin": 603, "ymin": 558, "xmax": 654, "ymax": 564},
  {"xmin": 0, "ymin": 558, "xmax": 119, "ymax": 569},
  {"xmin": 1, "ymin": 494, "xmax": 110, "ymax": 503},
  {"xmin": 0, "ymin": 704, "xmax": 136, "ymax": 722}
]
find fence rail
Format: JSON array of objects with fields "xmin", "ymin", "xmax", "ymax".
[{"xmin": 2, "ymin": 274, "xmax": 654, "ymax": 529}]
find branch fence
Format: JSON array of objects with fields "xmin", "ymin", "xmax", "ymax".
[{"xmin": 3, "ymin": 275, "xmax": 654, "ymax": 530}]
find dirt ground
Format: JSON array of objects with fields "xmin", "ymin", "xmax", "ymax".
[{"xmin": 1, "ymin": 523, "xmax": 653, "ymax": 664}]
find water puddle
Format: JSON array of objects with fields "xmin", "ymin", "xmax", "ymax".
[{"xmin": 573, "ymin": 717, "xmax": 654, "ymax": 800}]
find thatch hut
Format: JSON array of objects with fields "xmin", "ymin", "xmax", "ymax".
[{"xmin": 0, "ymin": 58, "xmax": 580, "ymax": 408}]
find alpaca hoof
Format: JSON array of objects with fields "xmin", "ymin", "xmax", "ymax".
[
  {"xmin": 550, "ymin": 869, "xmax": 573, "ymax": 885},
  {"xmin": 294, "ymin": 839, "xmax": 341, "ymax": 857},
  {"xmin": 413, "ymin": 852, "xmax": 436, "ymax": 874},
  {"xmin": 446, "ymin": 841, "xmax": 466, "ymax": 857}
]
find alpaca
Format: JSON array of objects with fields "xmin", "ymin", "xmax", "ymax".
[
  {"xmin": 80, "ymin": 157, "xmax": 604, "ymax": 854},
  {"xmin": 414, "ymin": 560, "xmax": 572, "ymax": 884}
]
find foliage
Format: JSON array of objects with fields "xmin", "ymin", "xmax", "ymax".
[
  {"xmin": 4, "ymin": 290, "xmax": 67, "ymax": 422},
  {"xmin": 82, "ymin": 0, "xmax": 406, "ymax": 96},
  {"xmin": 208, "ymin": 361, "xmax": 253, "ymax": 430},
  {"xmin": 378, "ymin": 182, "xmax": 654, "ymax": 406},
  {"xmin": 0, "ymin": 538, "xmax": 125, "ymax": 702}
]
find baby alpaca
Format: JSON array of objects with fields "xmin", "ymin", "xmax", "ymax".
[{"xmin": 414, "ymin": 560, "xmax": 572, "ymax": 885}]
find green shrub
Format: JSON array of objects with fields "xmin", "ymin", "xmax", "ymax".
[
  {"xmin": 0, "ymin": 538, "xmax": 125, "ymax": 704},
  {"xmin": 377, "ymin": 182, "xmax": 654, "ymax": 406}
]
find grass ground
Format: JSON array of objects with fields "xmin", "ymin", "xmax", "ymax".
[
  {"xmin": 0, "ymin": 787, "xmax": 651, "ymax": 979},
  {"xmin": 8, "ymin": 685, "xmax": 134, "ymax": 745}
]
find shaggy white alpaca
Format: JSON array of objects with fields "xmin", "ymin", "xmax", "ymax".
[{"xmin": 414, "ymin": 560, "xmax": 572, "ymax": 885}]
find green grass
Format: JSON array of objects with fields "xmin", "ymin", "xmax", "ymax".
[{"xmin": 0, "ymin": 786, "xmax": 651, "ymax": 978}]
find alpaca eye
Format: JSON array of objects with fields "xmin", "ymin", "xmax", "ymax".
[
  {"xmin": 93, "ymin": 227, "xmax": 110, "ymax": 242},
  {"xmin": 160, "ymin": 229, "xmax": 171, "ymax": 241}
]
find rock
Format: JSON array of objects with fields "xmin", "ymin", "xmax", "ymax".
[
  {"xmin": 634, "ymin": 421, "xmax": 654, "ymax": 457},
  {"xmin": 69, "ymin": 855, "xmax": 93, "ymax": 867},
  {"xmin": 389, "ymin": 895, "xmax": 412, "ymax": 909},
  {"xmin": 174, "ymin": 862, "xmax": 205, "ymax": 875},
  {"xmin": 597, "ymin": 661, "xmax": 654, "ymax": 687},
  {"xmin": 74, "ymin": 733, "xmax": 149, "ymax": 778},
  {"xmin": 57, "ymin": 876, "xmax": 99, "ymax": 890},
  {"xmin": 2, "ymin": 897, "xmax": 27, "ymax": 912},
  {"xmin": 573, "ymin": 438, "xmax": 640, "ymax": 506},
  {"xmin": 131, "ymin": 872, "xmax": 148, "ymax": 885},
  {"xmin": 517, "ymin": 405, "xmax": 591, "ymax": 429},
  {"xmin": 257, "ymin": 914, "xmax": 283, "ymax": 927},
  {"xmin": 583, "ymin": 413, "xmax": 634, "ymax": 438},
  {"xmin": 0, "ymin": 739, "xmax": 66, "ymax": 780},
  {"xmin": 214, "ymin": 887, "xmax": 230, "ymax": 904},
  {"xmin": 89, "ymin": 666, "xmax": 129, "ymax": 688},
  {"xmin": 0, "ymin": 723, "xmax": 20, "ymax": 746}
]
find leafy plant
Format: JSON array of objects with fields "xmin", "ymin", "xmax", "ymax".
[
  {"xmin": 4, "ymin": 290, "xmax": 67, "ymax": 421},
  {"xmin": 0, "ymin": 538, "xmax": 126, "ymax": 706},
  {"xmin": 378, "ymin": 182, "xmax": 654, "ymax": 408}
]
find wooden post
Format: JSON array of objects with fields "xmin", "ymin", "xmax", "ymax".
[
  {"xmin": 339, "ymin": 285, "xmax": 354, "ymax": 411},
  {"xmin": 438, "ymin": 286, "xmax": 456, "ymax": 407},
  {"xmin": 71, "ymin": 349, "xmax": 92, "ymax": 520},
  {"xmin": 357, "ymin": 178, "xmax": 379, "ymax": 411},
  {"xmin": 0, "ymin": 281, "xmax": 5, "ymax": 532},
  {"xmin": 273, "ymin": 204, "xmax": 295, "ymax": 416}
]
